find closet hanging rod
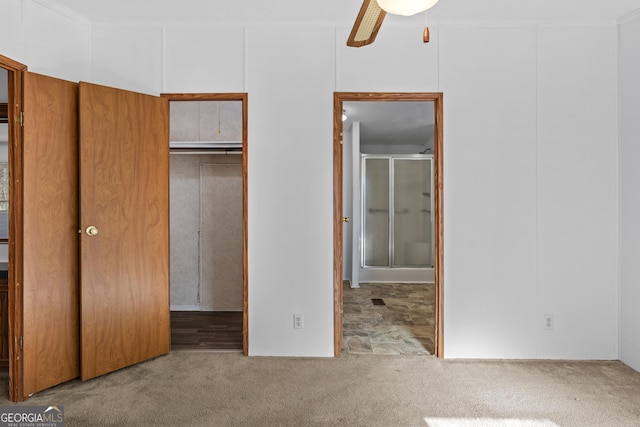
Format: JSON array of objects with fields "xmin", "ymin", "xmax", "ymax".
[{"xmin": 170, "ymin": 140, "xmax": 242, "ymax": 149}]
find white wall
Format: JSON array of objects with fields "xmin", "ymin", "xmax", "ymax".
[
  {"xmin": 536, "ymin": 25, "xmax": 618, "ymax": 360},
  {"xmin": 0, "ymin": 0, "xmax": 624, "ymax": 360},
  {"xmin": 245, "ymin": 26, "xmax": 336, "ymax": 356},
  {"xmin": 0, "ymin": 0, "xmax": 90, "ymax": 266},
  {"xmin": 619, "ymin": 12, "xmax": 640, "ymax": 372},
  {"xmin": 88, "ymin": 20, "xmax": 621, "ymax": 359},
  {"xmin": 441, "ymin": 26, "xmax": 538, "ymax": 358},
  {"xmin": 0, "ymin": 0, "xmax": 90, "ymax": 82},
  {"xmin": 0, "ymin": 0, "xmax": 25, "ymax": 63}
]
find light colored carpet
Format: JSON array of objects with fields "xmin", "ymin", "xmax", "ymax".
[{"xmin": 1, "ymin": 353, "xmax": 640, "ymax": 426}]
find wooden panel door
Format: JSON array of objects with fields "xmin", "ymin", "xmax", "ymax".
[
  {"xmin": 22, "ymin": 72, "xmax": 80, "ymax": 396},
  {"xmin": 79, "ymin": 82, "xmax": 170, "ymax": 380}
]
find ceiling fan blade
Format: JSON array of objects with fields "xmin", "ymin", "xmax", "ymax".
[{"xmin": 347, "ymin": 0, "xmax": 387, "ymax": 47}]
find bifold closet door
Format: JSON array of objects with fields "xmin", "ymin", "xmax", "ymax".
[
  {"xmin": 79, "ymin": 82, "xmax": 170, "ymax": 380},
  {"xmin": 22, "ymin": 72, "xmax": 80, "ymax": 397}
]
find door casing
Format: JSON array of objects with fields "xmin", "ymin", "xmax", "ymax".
[
  {"xmin": 333, "ymin": 92, "xmax": 444, "ymax": 357},
  {"xmin": 1, "ymin": 54, "xmax": 26, "ymax": 402}
]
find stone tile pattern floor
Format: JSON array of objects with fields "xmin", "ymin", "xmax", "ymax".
[{"xmin": 342, "ymin": 282, "xmax": 435, "ymax": 355}]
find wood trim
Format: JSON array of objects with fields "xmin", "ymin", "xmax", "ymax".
[
  {"xmin": 0, "ymin": 278, "xmax": 8, "ymax": 367},
  {"xmin": 241, "ymin": 95, "xmax": 248, "ymax": 356},
  {"xmin": 162, "ymin": 93, "xmax": 246, "ymax": 102},
  {"xmin": 333, "ymin": 94, "xmax": 343, "ymax": 356},
  {"xmin": 333, "ymin": 92, "xmax": 444, "ymax": 358},
  {"xmin": 161, "ymin": 93, "xmax": 249, "ymax": 356},
  {"xmin": 433, "ymin": 94, "xmax": 444, "ymax": 358},
  {"xmin": 0, "ymin": 54, "xmax": 27, "ymax": 401}
]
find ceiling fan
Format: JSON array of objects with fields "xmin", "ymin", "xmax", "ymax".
[{"xmin": 347, "ymin": 0, "xmax": 440, "ymax": 47}]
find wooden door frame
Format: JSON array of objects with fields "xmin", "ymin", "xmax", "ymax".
[
  {"xmin": 161, "ymin": 93, "xmax": 249, "ymax": 356},
  {"xmin": 333, "ymin": 92, "xmax": 444, "ymax": 358},
  {"xmin": 0, "ymin": 54, "xmax": 27, "ymax": 401}
]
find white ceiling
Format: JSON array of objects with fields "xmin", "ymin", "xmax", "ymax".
[
  {"xmin": 344, "ymin": 101, "xmax": 434, "ymax": 147},
  {"xmin": 51, "ymin": 0, "xmax": 640, "ymax": 24}
]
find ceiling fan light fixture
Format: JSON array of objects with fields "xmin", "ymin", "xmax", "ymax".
[{"xmin": 376, "ymin": 0, "xmax": 439, "ymax": 16}]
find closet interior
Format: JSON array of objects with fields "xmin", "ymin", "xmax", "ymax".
[{"xmin": 168, "ymin": 98, "xmax": 245, "ymax": 351}]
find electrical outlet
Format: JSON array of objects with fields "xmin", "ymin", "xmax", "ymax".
[
  {"xmin": 544, "ymin": 314, "xmax": 554, "ymax": 330},
  {"xmin": 294, "ymin": 314, "xmax": 304, "ymax": 329}
]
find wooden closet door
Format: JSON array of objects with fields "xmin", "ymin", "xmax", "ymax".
[
  {"xmin": 79, "ymin": 82, "xmax": 170, "ymax": 380},
  {"xmin": 22, "ymin": 72, "xmax": 80, "ymax": 397}
]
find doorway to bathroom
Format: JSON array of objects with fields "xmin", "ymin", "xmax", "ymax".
[
  {"xmin": 333, "ymin": 92, "xmax": 444, "ymax": 357},
  {"xmin": 162, "ymin": 93, "xmax": 248, "ymax": 354}
]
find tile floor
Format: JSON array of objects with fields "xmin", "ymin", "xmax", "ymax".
[{"xmin": 342, "ymin": 281, "xmax": 435, "ymax": 355}]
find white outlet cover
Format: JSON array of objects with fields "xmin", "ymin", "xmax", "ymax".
[{"xmin": 544, "ymin": 314, "xmax": 554, "ymax": 330}]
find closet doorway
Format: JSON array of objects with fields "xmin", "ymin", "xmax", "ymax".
[{"xmin": 162, "ymin": 94, "xmax": 248, "ymax": 354}]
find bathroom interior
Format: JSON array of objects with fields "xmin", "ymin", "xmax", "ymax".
[{"xmin": 341, "ymin": 100, "xmax": 436, "ymax": 355}]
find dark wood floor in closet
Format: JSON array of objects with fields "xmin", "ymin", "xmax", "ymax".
[{"xmin": 170, "ymin": 311, "xmax": 242, "ymax": 351}]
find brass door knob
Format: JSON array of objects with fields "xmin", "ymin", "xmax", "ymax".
[
  {"xmin": 86, "ymin": 226, "xmax": 99, "ymax": 236},
  {"xmin": 342, "ymin": 217, "xmax": 350, "ymax": 223}
]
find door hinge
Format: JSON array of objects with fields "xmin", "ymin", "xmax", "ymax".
[
  {"xmin": 19, "ymin": 335, "xmax": 23, "ymax": 351},
  {"xmin": 18, "ymin": 112, "xmax": 24, "ymax": 127}
]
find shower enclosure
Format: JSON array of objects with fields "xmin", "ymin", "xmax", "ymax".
[{"xmin": 360, "ymin": 154, "xmax": 434, "ymax": 282}]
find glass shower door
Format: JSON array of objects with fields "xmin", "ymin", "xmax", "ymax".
[
  {"xmin": 361, "ymin": 155, "xmax": 433, "ymax": 271},
  {"xmin": 392, "ymin": 158, "xmax": 432, "ymax": 267},
  {"xmin": 362, "ymin": 158, "xmax": 389, "ymax": 267}
]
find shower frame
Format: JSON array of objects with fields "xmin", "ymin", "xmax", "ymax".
[{"xmin": 360, "ymin": 154, "xmax": 435, "ymax": 282}]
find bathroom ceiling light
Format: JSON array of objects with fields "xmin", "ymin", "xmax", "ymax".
[{"xmin": 342, "ymin": 110, "xmax": 347, "ymax": 121}]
